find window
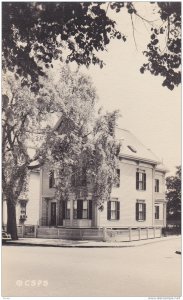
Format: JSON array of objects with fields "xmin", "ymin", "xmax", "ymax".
[
  {"xmin": 71, "ymin": 167, "xmax": 87, "ymax": 187},
  {"xmin": 73, "ymin": 199, "xmax": 92, "ymax": 219},
  {"xmin": 136, "ymin": 202, "xmax": 146, "ymax": 221},
  {"xmin": 155, "ymin": 179, "xmax": 159, "ymax": 192},
  {"xmin": 114, "ymin": 169, "xmax": 120, "ymax": 188},
  {"xmin": 136, "ymin": 171, "xmax": 146, "ymax": 190},
  {"xmin": 155, "ymin": 205, "xmax": 159, "ymax": 219},
  {"xmin": 128, "ymin": 145, "xmax": 137, "ymax": 153},
  {"xmin": 49, "ymin": 170, "xmax": 55, "ymax": 188},
  {"xmin": 19, "ymin": 200, "xmax": 27, "ymax": 220},
  {"xmin": 65, "ymin": 200, "xmax": 70, "ymax": 219},
  {"xmin": 107, "ymin": 200, "xmax": 120, "ymax": 220}
]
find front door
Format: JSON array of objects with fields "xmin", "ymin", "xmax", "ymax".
[{"xmin": 50, "ymin": 202, "xmax": 56, "ymax": 226}]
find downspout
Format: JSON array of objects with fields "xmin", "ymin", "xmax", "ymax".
[
  {"xmin": 152, "ymin": 166, "xmax": 155, "ymax": 227},
  {"xmin": 39, "ymin": 168, "xmax": 43, "ymax": 226}
]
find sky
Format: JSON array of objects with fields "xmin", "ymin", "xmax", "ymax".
[{"xmin": 80, "ymin": 2, "xmax": 181, "ymax": 175}]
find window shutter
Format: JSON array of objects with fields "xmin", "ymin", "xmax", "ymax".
[
  {"xmin": 136, "ymin": 172, "xmax": 139, "ymax": 190},
  {"xmin": 136, "ymin": 203, "xmax": 139, "ymax": 221},
  {"xmin": 143, "ymin": 203, "xmax": 146, "ymax": 220},
  {"xmin": 89, "ymin": 200, "xmax": 92, "ymax": 220},
  {"xmin": 107, "ymin": 201, "xmax": 111, "ymax": 220},
  {"xmin": 62, "ymin": 201, "xmax": 65, "ymax": 220},
  {"xmin": 77, "ymin": 200, "xmax": 83, "ymax": 219},
  {"xmin": 117, "ymin": 201, "xmax": 120, "ymax": 220},
  {"xmin": 143, "ymin": 173, "xmax": 146, "ymax": 190}
]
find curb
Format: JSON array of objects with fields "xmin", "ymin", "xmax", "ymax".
[{"xmin": 4, "ymin": 236, "xmax": 180, "ymax": 249}]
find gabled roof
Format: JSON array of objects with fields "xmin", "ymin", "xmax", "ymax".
[{"xmin": 116, "ymin": 128, "xmax": 161, "ymax": 165}]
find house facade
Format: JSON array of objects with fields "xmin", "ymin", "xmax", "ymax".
[
  {"xmin": 2, "ymin": 166, "xmax": 40, "ymax": 228},
  {"xmin": 3, "ymin": 128, "xmax": 167, "ymax": 240},
  {"xmin": 39, "ymin": 128, "xmax": 167, "ymax": 230}
]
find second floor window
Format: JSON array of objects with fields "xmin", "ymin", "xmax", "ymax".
[
  {"xmin": 136, "ymin": 171, "xmax": 146, "ymax": 191},
  {"xmin": 114, "ymin": 169, "xmax": 120, "ymax": 188},
  {"xmin": 155, "ymin": 179, "xmax": 159, "ymax": 192},
  {"xmin": 49, "ymin": 170, "xmax": 55, "ymax": 188},
  {"xmin": 71, "ymin": 167, "xmax": 87, "ymax": 187}
]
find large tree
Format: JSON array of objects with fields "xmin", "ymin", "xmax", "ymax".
[
  {"xmin": 49, "ymin": 107, "xmax": 121, "ymax": 210},
  {"xmin": 2, "ymin": 66, "xmax": 120, "ymax": 239},
  {"xmin": 2, "ymin": 2, "xmax": 181, "ymax": 91},
  {"xmin": 166, "ymin": 166, "xmax": 181, "ymax": 226},
  {"xmin": 2, "ymin": 67, "xmax": 97, "ymax": 239}
]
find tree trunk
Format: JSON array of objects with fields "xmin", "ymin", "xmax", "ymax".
[{"xmin": 7, "ymin": 201, "xmax": 18, "ymax": 240}]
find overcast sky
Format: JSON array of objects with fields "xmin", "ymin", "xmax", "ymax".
[{"xmin": 81, "ymin": 2, "xmax": 181, "ymax": 175}]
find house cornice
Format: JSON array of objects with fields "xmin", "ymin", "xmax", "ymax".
[{"xmin": 119, "ymin": 153, "xmax": 160, "ymax": 166}]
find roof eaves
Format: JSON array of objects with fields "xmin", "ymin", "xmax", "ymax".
[{"xmin": 119, "ymin": 153, "xmax": 160, "ymax": 165}]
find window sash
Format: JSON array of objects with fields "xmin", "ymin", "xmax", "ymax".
[
  {"xmin": 155, "ymin": 205, "xmax": 159, "ymax": 219},
  {"xmin": 49, "ymin": 170, "xmax": 55, "ymax": 188},
  {"xmin": 65, "ymin": 201, "xmax": 70, "ymax": 219},
  {"xmin": 73, "ymin": 200, "xmax": 92, "ymax": 220},
  {"xmin": 136, "ymin": 202, "xmax": 146, "ymax": 221},
  {"xmin": 155, "ymin": 179, "xmax": 159, "ymax": 192},
  {"xmin": 107, "ymin": 200, "xmax": 120, "ymax": 220},
  {"xmin": 136, "ymin": 172, "xmax": 146, "ymax": 190}
]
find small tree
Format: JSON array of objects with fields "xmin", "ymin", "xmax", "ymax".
[{"xmin": 166, "ymin": 166, "xmax": 181, "ymax": 227}]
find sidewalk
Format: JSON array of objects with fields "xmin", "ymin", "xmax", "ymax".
[{"xmin": 5, "ymin": 235, "xmax": 181, "ymax": 249}]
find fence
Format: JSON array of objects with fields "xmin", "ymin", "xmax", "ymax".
[{"xmin": 16, "ymin": 226, "xmax": 162, "ymax": 242}]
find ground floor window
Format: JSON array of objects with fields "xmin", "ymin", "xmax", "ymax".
[
  {"xmin": 107, "ymin": 200, "xmax": 120, "ymax": 220},
  {"xmin": 73, "ymin": 199, "xmax": 92, "ymax": 219},
  {"xmin": 65, "ymin": 200, "xmax": 70, "ymax": 219},
  {"xmin": 19, "ymin": 200, "xmax": 27, "ymax": 221},
  {"xmin": 136, "ymin": 202, "xmax": 146, "ymax": 221},
  {"xmin": 155, "ymin": 205, "xmax": 159, "ymax": 219}
]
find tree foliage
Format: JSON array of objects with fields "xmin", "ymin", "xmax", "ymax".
[
  {"xmin": 166, "ymin": 166, "xmax": 181, "ymax": 224},
  {"xmin": 2, "ymin": 2, "xmax": 125, "ymax": 91},
  {"xmin": 141, "ymin": 2, "xmax": 181, "ymax": 90},
  {"xmin": 2, "ymin": 2, "xmax": 181, "ymax": 91},
  {"xmin": 45, "ymin": 72, "xmax": 121, "ymax": 209},
  {"xmin": 2, "ymin": 67, "xmax": 95, "ymax": 238},
  {"xmin": 2, "ymin": 67, "xmax": 120, "ymax": 238}
]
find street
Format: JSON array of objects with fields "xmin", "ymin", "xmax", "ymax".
[{"xmin": 2, "ymin": 237, "xmax": 181, "ymax": 297}]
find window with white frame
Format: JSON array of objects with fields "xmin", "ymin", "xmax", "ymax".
[
  {"xmin": 114, "ymin": 169, "xmax": 120, "ymax": 188},
  {"xmin": 136, "ymin": 202, "xmax": 146, "ymax": 221},
  {"xmin": 155, "ymin": 179, "xmax": 159, "ymax": 192},
  {"xmin": 65, "ymin": 200, "xmax": 70, "ymax": 219},
  {"xmin": 136, "ymin": 171, "xmax": 146, "ymax": 190},
  {"xmin": 107, "ymin": 200, "xmax": 120, "ymax": 220},
  {"xmin": 49, "ymin": 170, "xmax": 55, "ymax": 188},
  {"xmin": 155, "ymin": 205, "xmax": 159, "ymax": 219},
  {"xmin": 73, "ymin": 199, "xmax": 92, "ymax": 219}
]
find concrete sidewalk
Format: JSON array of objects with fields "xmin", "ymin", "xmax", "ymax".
[{"xmin": 5, "ymin": 235, "xmax": 181, "ymax": 249}]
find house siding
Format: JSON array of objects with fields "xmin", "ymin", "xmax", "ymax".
[{"xmin": 98, "ymin": 160, "xmax": 155, "ymax": 228}]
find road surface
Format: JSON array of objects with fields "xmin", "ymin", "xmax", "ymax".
[{"xmin": 2, "ymin": 237, "xmax": 181, "ymax": 297}]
